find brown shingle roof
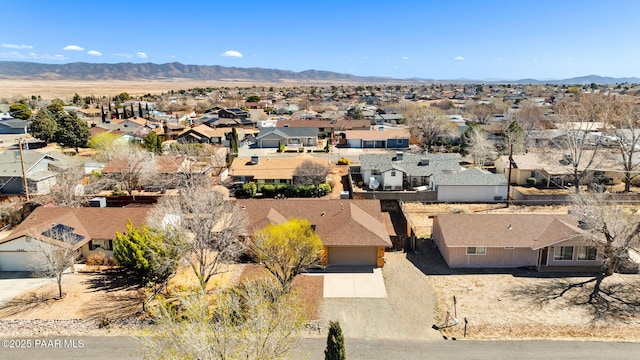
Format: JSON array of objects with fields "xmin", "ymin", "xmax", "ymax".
[
  {"xmin": 435, "ymin": 214, "xmax": 585, "ymax": 249},
  {"xmin": 237, "ymin": 199, "xmax": 392, "ymax": 247},
  {"xmin": 229, "ymin": 156, "xmax": 331, "ymax": 181},
  {"xmin": 1, "ymin": 207, "xmax": 150, "ymax": 250}
]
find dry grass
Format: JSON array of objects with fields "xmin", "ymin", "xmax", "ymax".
[
  {"xmin": 0, "ymin": 270, "xmax": 145, "ymax": 320},
  {"xmin": 166, "ymin": 263, "xmax": 242, "ymax": 295}
]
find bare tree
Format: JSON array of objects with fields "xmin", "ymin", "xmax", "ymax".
[
  {"xmin": 612, "ymin": 100, "xmax": 640, "ymax": 192},
  {"xmin": 407, "ymin": 106, "xmax": 455, "ymax": 151},
  {"xmin": 103, "ymin": 146, "xmax": 156, "ymax": 195},
  {"xmin": 143, "ymin": 277, "xmax": 305, "ymax": 360},
  {"xmin": 571, "ymin": 193, "xmax": 640, "ymax": 302},
  {"xmin": 164, "ymin": 143, "xmax": 227, "ymax": 189},
  {"xmin": 552, "ymin": 94, "xmax": 618, "ymax": 193},
  {"xmin": 466, "ymin": 102, "xmax": 497, "ymax": 124},
  {"xmin": 465, "ymin": 126, "xmax": 495, "ymax": 166},
  {"xmin": 150, "ymin": 184, "xmax": 246, "ymax": 293},
  {"xmin": 294, "ymin": 160, "xmax": 329, "ymax": 196},
  {"xmin": 510, "ymin": 99, "xmax": 544, "ymax": 151},
  {"xmin": 49, "ymin": 161, "xmax": 87, "ymax": 207},
  {"xmin": 31, "ymin": 228, "xmax": 82, "ymax": 299}
]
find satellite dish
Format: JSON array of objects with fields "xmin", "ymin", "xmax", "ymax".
[{"xmin": 369, "ymin": 177, "xmax": 380, "ymax": 190}]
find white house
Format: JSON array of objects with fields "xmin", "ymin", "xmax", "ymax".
[{"xmin": 430, "ymin": 168, "xmax": 508, "ymax": 202}]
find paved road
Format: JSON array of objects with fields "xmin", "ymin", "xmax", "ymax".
[{"xmin": 2, "ymin": 336, "xmax": 639, "ymax": 360}]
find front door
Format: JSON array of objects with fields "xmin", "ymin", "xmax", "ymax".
[{"xmin": 538, "ymin": 247, "xmax": 548, "ymax": 267}]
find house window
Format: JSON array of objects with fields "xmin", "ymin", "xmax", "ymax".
[
  {"xmin": 466, "ymin": 247, "xmax": 486, "ymax": 255},
  {"xmin": 390, "ymin": 171, "xmax": 396, "ymax": 177},
  {"xmin": 553, "ymin": 246, "xmax": 574, "ymax": 261},
  {"xmin": 577, "ymin": 246, "xmax": 597, "ymax": 260}
]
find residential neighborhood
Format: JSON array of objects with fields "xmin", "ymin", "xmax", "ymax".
[{"xmin": 1, "ymin": 69, "xmax": 640, "ymax": 359}]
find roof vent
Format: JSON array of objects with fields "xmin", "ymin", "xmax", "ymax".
[
  {"xmin": 394, "ymin": 151, "xmax": 403, "ymax": 162},
  {"xmin": 250, "ymin": 155, "xmax": 260, "ymax": 164},
  {"xmin": 419, "ymin": 157, "xmax": 430, "ymax": 166}
]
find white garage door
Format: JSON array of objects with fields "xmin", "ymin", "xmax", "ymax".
[
  {"xmin": 260, "ymin": 139, "xmax": 281, "ymax": 148},
  {"xmin": 328, "ymin": 247, "xmax": 377, "ymax": 267},
  {"xmin": 0, "ymin": 252, "xmax": 40, "ymax": 272}
]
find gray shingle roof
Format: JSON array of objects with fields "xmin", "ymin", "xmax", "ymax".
[
  {"xmin": 360, "ymin": 152, "xmax": 461, "ymax": 177},
  {"xmin": 432, "ymin": 168, "xmax": 508, "ymax": 186},
  {"xmin": 256, "ymin": 127, "xmax": 319, "ymax": 139}
]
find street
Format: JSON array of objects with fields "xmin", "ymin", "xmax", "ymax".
[{"xmin": 1, "ymin": 336, "xmax": 639, "ymax": 360}]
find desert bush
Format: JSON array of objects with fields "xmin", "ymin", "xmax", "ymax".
[
  {"xmin": 526, "ymin": 177, "xmax": 537, "ymax": 186},
  {"xmin": 337, "ymin": 158, "xmax": 350, "ymax": 165}
]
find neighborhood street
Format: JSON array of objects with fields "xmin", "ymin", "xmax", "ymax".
[{"xmin": 2, "ymin": 336, "xmax": 639, "ymax": 360}]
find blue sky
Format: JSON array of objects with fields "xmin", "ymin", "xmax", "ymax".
[{"xmin": 2, "ymin": 1, "xmax": 639, "ymax": 80}]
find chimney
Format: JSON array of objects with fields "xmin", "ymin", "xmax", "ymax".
[
  {"xmin": 251, "ymin": 155, "xmax": 260, "ymax": 164},
  {"xmin": 395, "ymin": 151, "xmax": 403, "ymax": 162},
  {"xmin": 419, "ymin": 157, "xmax": 430, "ymax": 166}
]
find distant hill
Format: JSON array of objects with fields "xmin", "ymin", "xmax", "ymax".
[
  {"xmin": 0, "ymin": 61, "xmax": 637, "ymax": 85},
  {"xmin": 0, "ymin": 61, "xmax": 393, "ymax": 82}
]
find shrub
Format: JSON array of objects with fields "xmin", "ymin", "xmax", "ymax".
[
  {"xmin": 86, "ymin": 252, "xmax": 116, "ymax": 266},
  {"xmin": 526, "ymin": 177, "xmax": 537, "ymax": 186},
  {"xmin": 319, "ymin": 183, "xmax": 331, "ymax": 196},
  {"xmin": 243, "ymin": 182, "xmax": 257, "ymax": 197},
  {"xmin": 337, "ymin": 157, "xmax": 350, "ymax": 165}
]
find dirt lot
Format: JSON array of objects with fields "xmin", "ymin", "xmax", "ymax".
[{"xmin": 410, "ymin": 240, "xmax": 640, "ymax": 341}]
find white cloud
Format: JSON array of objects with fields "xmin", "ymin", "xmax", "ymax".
[
  {"xmin": 87, "ymin": 50, "xmax": 102, "ymax": 56},
  {"xmin": 454, "ymin": 56, "xmax": 464, "ymax": 61},
  {"xmin": 2, "ymin": 43, "xmax": 33, "ymax": 49},
  {"xmin": 494, "ymin": 57, "xmax": 503, "ymax": 61},
  {"xmin": 532, "ymin": 58, "xmax": 539, "ymax": 62},
  {"xmin": 567, "ymin": 57, "xmax": 573, "ymax": 61},
  {"xmin": 112, "ymin": 53, "xmax": 133, "ymax": 59},
  {"xmin": 221, "ymin": 50, "xmax": 243, "ymax": 58},
  {"xmin": 63, "ymin": 45, "xmax": 84, "ymax": 51},
  {"xmin": 0, "ymin": 51, "xmax": 67, "ymax": 60},
  {"xmin": 136, "ymin": 52, "xmax": 148, "ymax": 59},
  {"xmin": 402, "ymin": 56, "xmax": 409, "ymax": 60}
]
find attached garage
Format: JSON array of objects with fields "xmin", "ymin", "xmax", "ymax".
[
  {"xmin": 0, "ymin": 252, "xmax": 40, "ymax": 272},
  {"xmin": 328, "ymin": 246, "xmax": 378, "ymax": 267},
  {"xmin": 260, "ymin": 139, "xmax": 281, "ymax": 148}
]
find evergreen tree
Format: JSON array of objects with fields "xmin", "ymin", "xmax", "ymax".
[
  {"xmin": 138, "ymin": 102, "xmax": 143, "ymax": 119},
  {"xmin": 29, "ymin": 109, "xmax": 58, "ymax": 143},
  {"xmin": 131, "ymin": 103, "xmax": 135, "ymax": 118},
  {"xmin": 115, "ymin": 107, "xmax": 120, "ymax": 119},
  {"xmin": 324, "ymin": 321, "xmax": 346, "ymax": 360},
  {"xmin": 54, "ymin": 111, "xmax": 90, "ymax": 152}
]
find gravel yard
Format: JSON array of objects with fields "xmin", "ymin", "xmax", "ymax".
[{"xmin": 319, "ymin": 251, "xmax": 441, "ymax": 340}]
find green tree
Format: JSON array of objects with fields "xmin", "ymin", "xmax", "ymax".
[
  {"xmin": 325, "ymin": 321, "xmax": 346, "ymax": 360},
  {"xmin": 9, "ymin": 102, "xmax": 31, "ymax": 120},
  {"xmin": 28, "ymin": 109, "xmax": 58, "ymax": 143},
  {"xmin": 247, "ymin": 95, "xmax": 261, "ymax": 102},
  {"xmin": 145, "ymin": 103, "xmax": 150, "ymax": 120},
  {"xmin": 138, "ymin": 102, "xmax": 143, "ymax": 118},
  {"xmin": 143, "ymin": 131, "xmax": 163, "ymax": 154},
  {"xmin": 130, "ymin": 103, "xmax": 135, "ymax": 118},
  {"xmin": 294, "ymin": 160, "xmax": 329, "ymax": 197},
  {"xmin": 346, "ymin": 106, "xmax": 364, "ymax": 120},
  {"xmin": 502, "ymin": 120, "xmax": 524, "ymax": 154},
  {"xmin": 567, "ymin": 86, "xmax": 580, "ymax": 95},
  {"xmin": 54, "ymin": 111, "xmax": 90, "ymax": 152},
  {"xmin": 88, "ymin": 132, "xmax": 119, "ymax": 161},
  {"xmin": 114, "ymin": 222, "xmax": 181, "ymax": 285},
  {"xmin": 250, "ymin": 218, "xmax": 323, "ymax": 291}
]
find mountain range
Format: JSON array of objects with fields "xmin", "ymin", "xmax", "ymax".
[{"xmin": 0, "ymin": 61, "xmax": 638, "ymax": 85}]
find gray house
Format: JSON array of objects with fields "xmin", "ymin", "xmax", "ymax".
[
  {"xmin": 0, "ymin": 152, "xmax": 69, "ymax": 195},
  {"xmin": 255, "ymin": 127, "xmax": 319, "ymax": 148},
  {"xmin": 430, "ymin": 167, "xmax": 508, "ymax": 202},
  {"xmin": 0, "ymin": 118, "xmax": 28, "ymax": 135},
  {"xmin": 359, "ymin": 152, "xmax": 461, "ymax": 190}
]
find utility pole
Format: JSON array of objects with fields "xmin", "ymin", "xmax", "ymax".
[
  {"xmin": 17, "ymin": 138, "xmax": 30, "ymax": 201},
  {"xmin": 506, "ymin": 144, "xmax": 513, "ymax": 208}
]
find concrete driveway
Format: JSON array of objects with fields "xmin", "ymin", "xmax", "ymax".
[
  {"xmin": 322, "ymin": 268, "xmax": 387, "ymax": 298},
  {"xmin": 0, "ymin": 272, "xmax": 53, "ymax": 306}
]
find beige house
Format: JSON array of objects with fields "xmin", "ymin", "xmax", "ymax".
[
  {"xmin": 238, "ymin": 199, "xmax": 392, "ymax": 267},
  {"xmin": 0, "ymin": 207, "xmax": 149, "ymax": 271},
  {"xmin": 229, "ymin": 155, "xmax": 331, "ymax": 185},
  {"xmin": 432, "ymin": 214, "xmax": 603, "ymax": 270}
]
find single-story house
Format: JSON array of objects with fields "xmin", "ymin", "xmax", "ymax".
[
  {"xmin": 237, "ymin": 199, "xmax": 392, "ymax": 267},
  {"xmin": 372, "ymin": 113, "xmax": 405, "ymax": 125},
  {"xmin": 0, "ymin": 207, "xmax": 149, "ymax": 271},
  {"xmin": 432, "ymin": 214, "xmax": 603, "ymax": 270},
  {"xmin": 229, "ymin": 155, "xmax": 330, "ymax": 185},
  {"xmin": 0, "ymin": 152, "xmax": 71, "ymax": 195},
  {"xmin": 0, "ymin": 118, "xmax": 28, "ymax": 134},
  {"xmin": 359, "ymin": 152, "xmax": 461, "ymax": 190},
  {"xmin": 177, "ymin": 124, "xmax": 230, "ymax": 144},
  {"xmin": 430, "ymin": 168, "xmax": 508, "ymax": 202},
  {"xmin": 255, "ymin": 127, "xmax": 319, "ymax": 148},
  {"xmin": 276, "ymin": 119, "xmax": 335, "ymax": 136},
  {"xmin": 218, "ymin": 108, "xmax": 249, "ymax": 119},
  {"xmin": 342, "ymin": 129, "xmax": 410, "ymax": 149}
]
